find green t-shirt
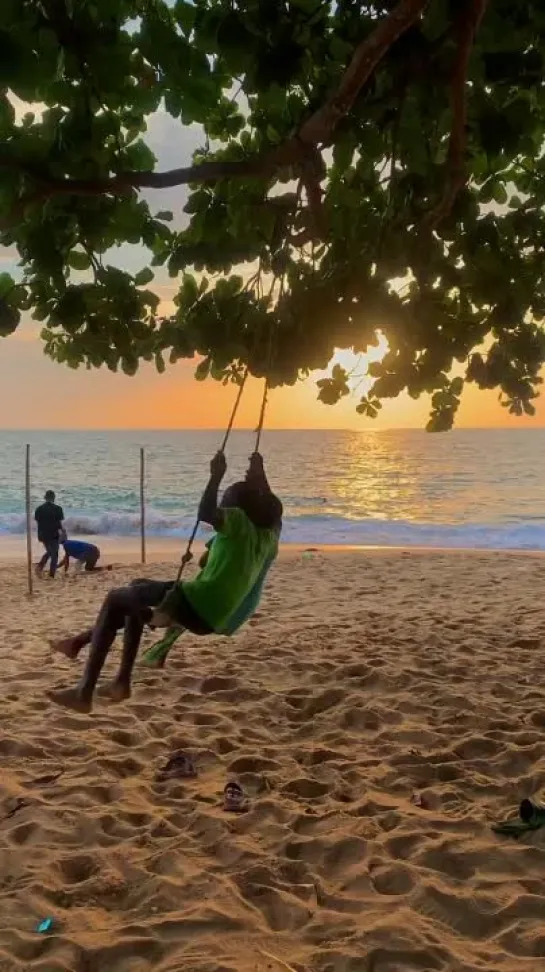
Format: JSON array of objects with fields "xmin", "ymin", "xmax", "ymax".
[{"xmin": 182, "ymin": 507, "xmax": 279, "ymax": 632}]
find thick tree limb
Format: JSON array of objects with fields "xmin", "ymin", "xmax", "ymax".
[
  {"xmin": 425, "ymin": 0, "xmax": 488, "ymax": 229},
  {"xmin": 297, "ymin": 0, "xmax": 429, "ymax": 145},
  {"xmin": 0, "ymin": 152, "xmax": 278, "ymax": 195},
  {"xmin": 0, "ymin": 0, "xmax": 429, "ymax": 213}
]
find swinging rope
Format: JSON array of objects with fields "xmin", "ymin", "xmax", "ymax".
[
  {"xmin": 175, "ymin": 369, "xmax": 250, "ymax": 582},
  {"xmin": 218, "ymin": 369, "xmax": 249, "ymax": 453},
  {"xmin": 176, "ymin": 275, "xmax": 278, "ymax": 583},
  {"xmin": 176, "ymin": 374, "xmax": 269, "ymax": 581},
  {"xmin": 254, "ymin": 378, "xmax": 268, "ymax": 454}
]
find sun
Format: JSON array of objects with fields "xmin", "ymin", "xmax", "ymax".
[{"xmin": 316, "ymin": 331, "xmax": 390, "ymax": 396}]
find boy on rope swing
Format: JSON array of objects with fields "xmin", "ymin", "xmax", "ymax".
[{"xmin": 48, "ymin": 452, "xmax": 282, "ymax": 714}]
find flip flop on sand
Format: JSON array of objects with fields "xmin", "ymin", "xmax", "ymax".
[
  {"xmin": 223, "ymin": 781, "xmax": 248, "ymax": 813},
  {"xmin": 155, "ymin": 751, "xmax": 197, "ymax": 782},
  {"xmin": 493, "ymin": 799, "xmax": 545, "ymax": 837}
]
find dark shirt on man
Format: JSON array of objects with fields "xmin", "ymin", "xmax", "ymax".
[{"xmin": 35, "ymin": 501, "xmax": 64, "ymax": 543}]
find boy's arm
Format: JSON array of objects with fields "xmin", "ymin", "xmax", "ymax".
[
  {"xmin": 198, "ymin": 452, "xmax": 227, "ymax": 528},
  {"xmin": 245, "ymin": 453, "xmax": 271, "ymax": 492},
  {"xmin": 198, "ymin": 538, "xmax": 213, "ymax": 569}
]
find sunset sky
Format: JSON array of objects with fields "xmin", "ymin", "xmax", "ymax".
[{"xmin": 1, "ymin": 108, "xmax": 543, "ymax": 432}]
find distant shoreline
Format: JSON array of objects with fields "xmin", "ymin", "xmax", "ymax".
[
  {"xmin": 0, "ymin": 426, "xmax": 544, "ymax": 433},
  {"xmin": 1, "ymin": 535, "xmax": 545, "ymax": 563},
  {"xmin": 2, "ymin": 428, "xmax": 544, "ymax": 554}
]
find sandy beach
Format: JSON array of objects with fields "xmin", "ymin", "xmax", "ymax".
[{"xmin": 1, "ymin": 548, "xmax": 545, "ymax": 971}]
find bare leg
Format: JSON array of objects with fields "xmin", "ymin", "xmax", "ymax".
[
  {"xmin": 104, "ymin": 578, "xmax": 177, "ymax": 696},
  {"xmin": 50, "ymin": 629, "xmax": 93, "ymax": 660},
  {"xmin": 49, "ymin": 587, "xmax": 137, "ymax": 713},
  {"xmin": 101, "ymin": 610, "xmax": 150, "ymax": 703},
  {"xmin": 49, "ymin": 580, "xmax": 174, "ymax": 712},
  {"xmin": 50, "ymin": 579, "xmax": 165, "ymax": 661}
]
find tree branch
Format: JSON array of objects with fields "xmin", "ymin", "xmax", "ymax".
[
  {"xmin": 297, "ymin": 0, "xmax": 429, "ymax": 145},
  {"xmin": 424, "ymin": 0, "xmax": 488, "ymax": 229},
  {"xmin": 1, "ymin": 0, "xmax": 430, "ymax": 219},
  {"xmin": 0, "ymin": 152, "xmax": 279, "ymax": 195}
]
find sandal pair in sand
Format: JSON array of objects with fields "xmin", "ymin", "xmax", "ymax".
[{"xmin": 155, "ymin": 752, "xmax": 248, "ymax": 812}]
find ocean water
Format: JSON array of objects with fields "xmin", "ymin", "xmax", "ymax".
[{"xmin": 1, "ymin": 428, "xmax": 544, "ymax": 550}]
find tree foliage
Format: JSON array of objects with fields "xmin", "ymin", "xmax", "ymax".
[{"xmin": 1, "ymin": 0, "xmax": 545, "ymax": 428}]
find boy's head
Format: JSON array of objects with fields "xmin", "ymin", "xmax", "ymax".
[
  {"xmin": 221, "ymin": 482, "xmax": 283, "ymax": 529},
  {"xmin": 44, "ymin": 489, "xmax": 55, "ymax": 502}
]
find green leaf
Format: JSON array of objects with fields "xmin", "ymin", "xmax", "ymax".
[
  {"xmin": 155, "ymin": 351, "xmax": 166, "ymax": 374},
  {"xmin": 121, "ymin": 355, "xmax": 139, "ymax": 377},
  {"xmin": 68, "ymin": 251, "xmax": 92, "ymax": 271},
  {"xmin": 179, "ymin": 273, "xmax": 199, "ymax": 308},
  {"xmin": 329, "ymin": 35, "xmax": 354, "ymax": 62},
  {"xmin": 174, "ymin": 0, "xmax": 197, "ymax": 33},
  {"xmin": 195, "ymin": 356, "xmax": 211, "ymax": 381},
  {"xmin": 0, "ymin": 273, "xmax": 15, "ymax": 298},
  {"xmin": 135, "ymin": 267, "xmax": 154, "ymax": 286},
  {"xmin": 0, "ymin": 298, "xmax": 20, "ymax": 337},
  {"xmin": 289, "ymin": 0, "xmax": 322, "ymax": 9},
  {"xmin": 156, "ymin": 211, "xmax": 174, "ymax": 222},
  {"xmin": 331, "ymin": 363, "xmax": 347, "ymax": 381},
  {"xmin": 492, "ymin": 182, "xmax": 508, "ymax": 205},
  {"xmin": 123, "ymin": 140, "xmax": 156, "ymax": 171}
]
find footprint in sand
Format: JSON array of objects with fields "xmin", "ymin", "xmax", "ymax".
[{"xmin": 371, "ymin": 863, "xmax": 416, "ymax": 895}]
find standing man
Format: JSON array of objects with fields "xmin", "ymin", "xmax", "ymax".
[{"xmin": 35, "ymin": 490, "xmax": 64, "ymax": 578}]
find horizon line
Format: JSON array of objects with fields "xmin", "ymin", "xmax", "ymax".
[{"xmin": 0, "ymin": 425, "xmax": 543, "ymax": 433}]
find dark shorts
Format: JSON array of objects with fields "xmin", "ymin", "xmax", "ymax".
[{"xmin": 129, "ymin": 578, "xmax": 213, "ymax": 636}]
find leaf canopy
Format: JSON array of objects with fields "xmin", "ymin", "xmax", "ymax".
[{"xmin": 1, "ymin": 0, "xmax": 545, "ymax": 428}]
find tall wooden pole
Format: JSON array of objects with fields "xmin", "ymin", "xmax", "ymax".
[
  {"xmin": 25, "ymin": 444, "xmax": 33, "ymax": 596},
  {"xmin": 140, "ymin": 447, "xmax": 146, "ymax": 564}
]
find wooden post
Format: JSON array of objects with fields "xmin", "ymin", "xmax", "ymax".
[
  {"xmin": 140, "ymin": 446, "xmax": 146, "ymax": 564},
  {"xmin": 25, "ymin": 443, "xmax": 33, "ymax": 596}
]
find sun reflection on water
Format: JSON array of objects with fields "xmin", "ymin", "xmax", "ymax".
[
  {"xmin": 320, "ymin": 430, "xmax": 429, "ymax": 523},
  {"xmin": 264, "ymin": 426, "xmax": 508, "ymax": 528}
]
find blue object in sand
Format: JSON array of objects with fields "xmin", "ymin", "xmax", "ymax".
[{"xmin": 36, "ymin": 918, "xmax": 54, "ymax": 933}]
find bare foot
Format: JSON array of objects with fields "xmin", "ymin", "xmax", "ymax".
[
  {"xmin": 98, "ymin": 680, "xmax": 131, "ymax": 703},
  {"xmin": 49, "ymin": 637, "xmax": 82, "ymax": 661},
  {"xmin": 48, "ymin": 687, "xmax": 92, "ymax": 714}
]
